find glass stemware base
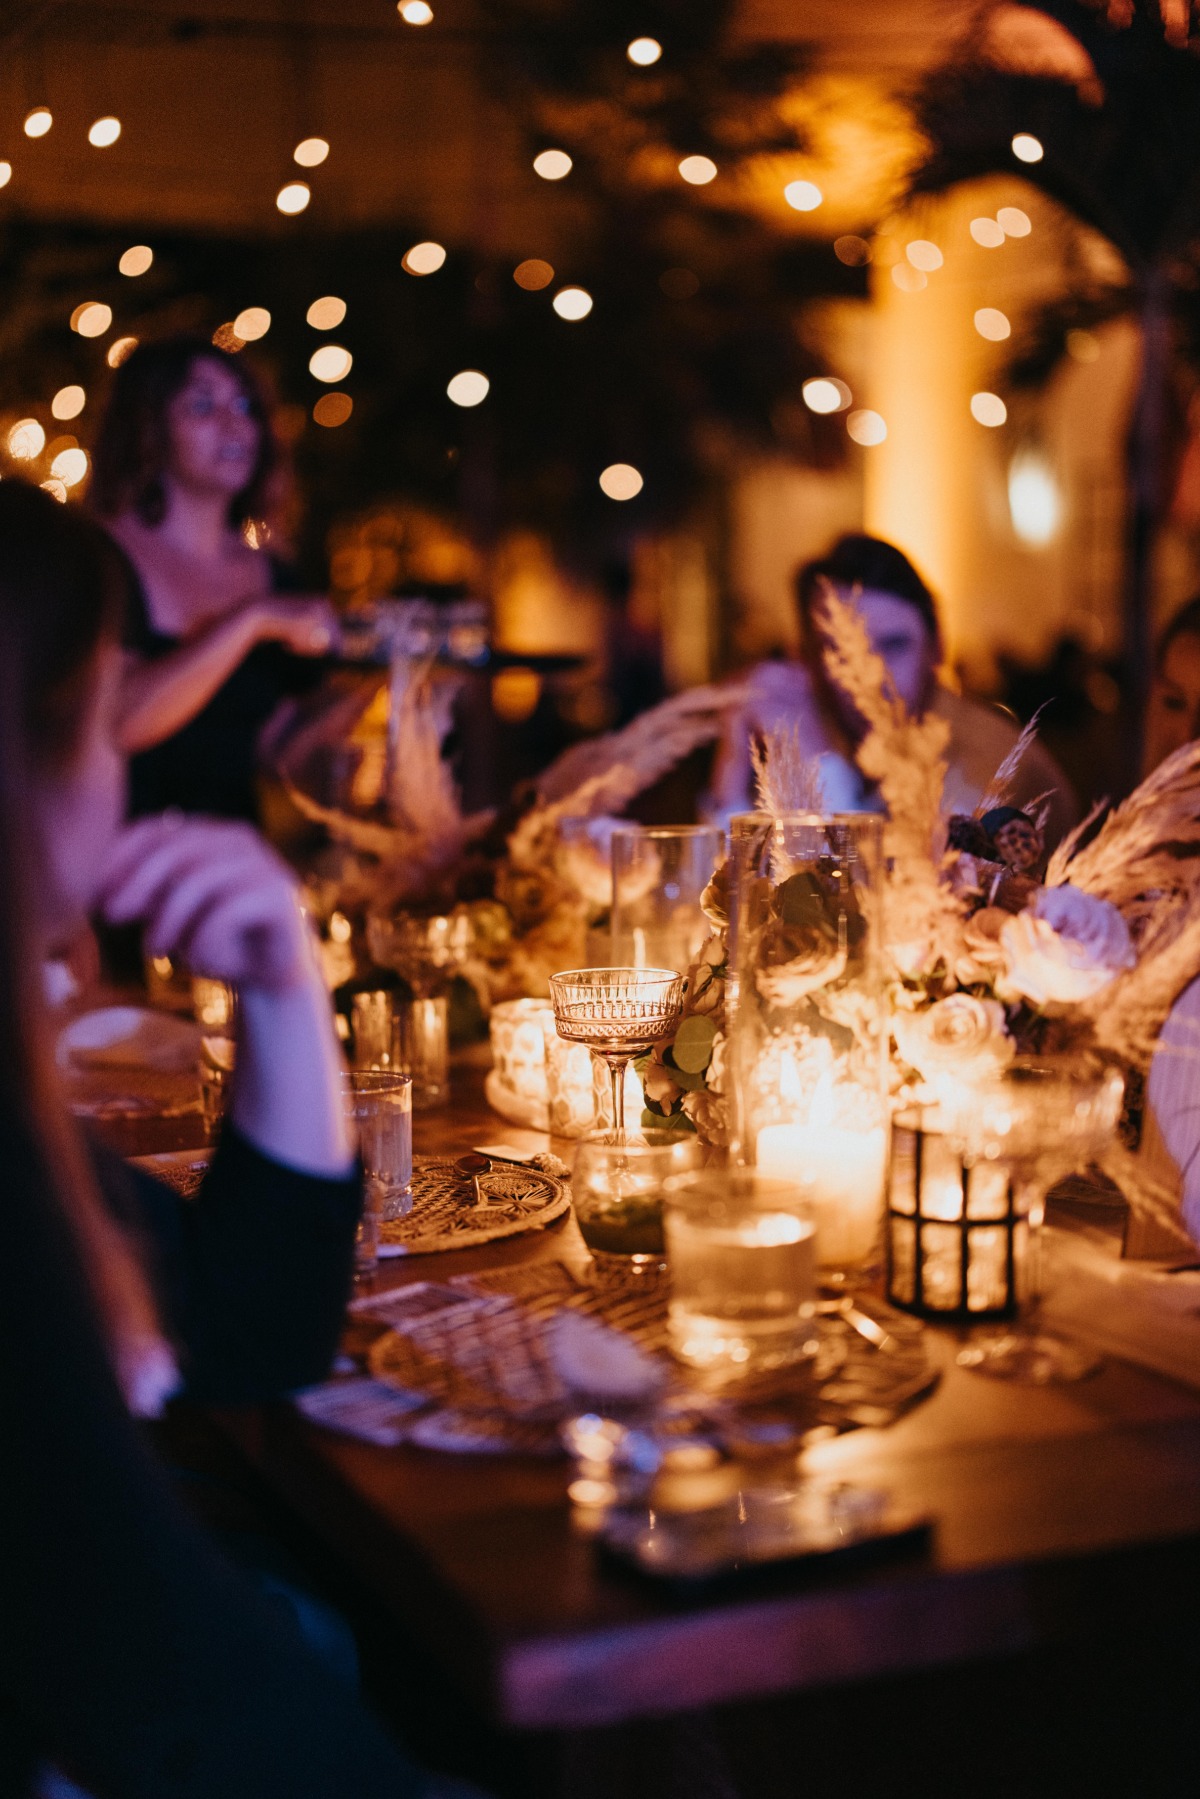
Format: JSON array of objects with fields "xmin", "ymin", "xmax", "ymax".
[{"xmin": 956, "ymin": 1328, "xmax": 1100, "ymax": 1384}]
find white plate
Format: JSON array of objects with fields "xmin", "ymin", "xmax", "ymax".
[{"xmin": 57, "ymin": 1006, "xmax": 203, "ymax": 1075}]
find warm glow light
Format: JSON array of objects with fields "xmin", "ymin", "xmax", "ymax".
[
  {"xmin": 119, "ymin": 244, "xmax": 153, "ymax": 276},
  {"xmin": 88, "ymin": 116, "xmax": 121, "ymax": 148},
  {"xmin": 533, "ymin": 149, "xmax": 572, "ymax": 181},
  {"xmin": 1008, "ymin": 449, "xmax": 1061, "ymax": 544},
  {"xmin": 51, "ymin": 385, "xmax": 86, "ymax": 421},
  {"xmin": 51, "ymin": 446, "xmax": 88, "ymax": 487},
  {"xmin": 233, "ymin": 306, "xmax": 271, "ymax": 342},
  {"xmin": 834, "ymin": 235, "xmax": 872, "ymax": 267},
  {"xmin": 309, "ymin": 344, "xmax": 352, "ymax": 382},
  {"xmin": 997, "ymin": 206, "xmax": 1032, "ymax": 238},
  {"xmin": 294, "ymin": 137, "xmax": 330, "ymax": 167},
  {"xmin": 276, "ymin": 181, "xmax": 311, "ymax": 215},
  {"xmin": 1066, "ymin": 328, "xmax": 1100, "ymax": 363},
  {"xmin": 679, "ymin": 155, "xmax": 717, "ymax": 186},
  {"xmin": 599, "ymin": 463, "xmax": 643, "ymax": 500},
  {"xmin": 107, "ymin": 335, "xmax": 138, "ymax": 367},
  {"xmin": 403, "ymin": 240, "xmax": 447, "ymax": 275},
  {"xmin": 974, "ymin": 307, "xmax": 1011, "ymax": 341},
  {"xmin": 906, "ymin": 239, "xmax": 943, "ymax": 271},
  {"xmin": 1012, "ymin": 133, "xmax": 1044, "ymax": 163},
  {"xmin": 970, "ymin": 391, "xmax": 1008, "ymax": 427},
  {"xmin": 627, "ymin": 37, "xmax": 662, "ymax": 65},
  {"xmin": 307, "ymin": 295, "xmax": 347, "ymax": 329},
  {"xmin": 552, "ymin": 286, "xmax": 593, "ymax": 320},
  {"xmin": 398, "ymin": 0, "xmax": 434, "ymax": 21},
  {"xmin": 446, "ymin": 369, "xmax": 490, "ymax": 408},
  {"xmin": 40, "ymin": 478, "xmax": 68, "ymax": 503},
  {"xmin": 969, "ymin": 217, "xmax": 1005, "ymax": 248},
  {"xmin": 847, "ymin": 409, "xmax": 887, "ymax": 446},
  {"xmin": 313, "ymin": 392, "xmax": 353, "ymax": 427},
  {"xmin": 7, "ymin": 418, "xmax": 45, "ymax": 459},
  {"xmin": 71, "ymin": 303, "xmax": 112, "ymax": 338},
  {"xmin": 24, "ymin": 109, "xmax": 52, "ymax": 139},
  {"xmin": 802, "ymin": 377, "xmax": 851, "ymax": 414},
  {"xmin": 514, "ymin": 258, "xmax": 554, "ymax": 290},
  {"xmin": 784, "ymin": 179, "xmax": 823, "ymax": 212},
  {"xmin": 0, "ymin": 163, "xmax": 12, "ymax": 189},
  {"xmin": 891, "ymin": 263, "xmax": 927, "ymax": 293}
]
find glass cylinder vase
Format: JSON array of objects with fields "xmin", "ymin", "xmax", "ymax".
[
  {"xmin": 610, "ymin": 825, "xmax": 724, "ymax": 975},
  {"xmin": 727, "ymin": 811, "xmax": 887, "ymax": 1276}
]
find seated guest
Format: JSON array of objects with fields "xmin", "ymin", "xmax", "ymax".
[
  {"xmin": 1144, "ymin": 595, "xmax": 1200, "ymax": 776},
  {"xmin": 0, "ymin": 481, "xmax": 479, "ymax": 1798},
  {"xmin": 708, "ymin": 533, "xmax": 1076, "ymax": 841},
  {"xmin": 90, "ymin": 334, "xmax": 336, "ymax": 824}
]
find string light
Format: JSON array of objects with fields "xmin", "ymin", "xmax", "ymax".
[
  {"xmin": 294, "ymin": 137, "xmax": 329, "ymax": 167},
  {"xmin": 533, "ymin": 149, "xmax": 572, "ymax": 181},
  {"xmin": 7, "ymin": 419, "xmax": 44, "ymax": 459},
  {"xmin": 514, "ymin": 259, "xmax": 554, "ymax": 290},
  {"xmin": 0, "ymin": 163, "xmax": 12, "ymax": 189},
  {"xmin": 970, "ymin": 391, "xmax": 1007, "ymax": 426},
  {"xmin": 891, "ymin": 264, "xmax": 927, "ymax": 293},
  {"xmin": 70, "ymin": 302, "xmax": 112, "ymax": 338},
  {"xmin": 552, "ymin": 286, "xmax": 593, "ymax": 320},
  {"xmin": 398, "ymin": 1, "xmax": 434, "ymax": 21},
  {"xmin": 402, "ymin": 241, "xmax": 446, "ymax": 275},
  {"xmin": 307, "ymin": 295, "xmax": 347, "ymax": 329},
  {"xmin": 1012, "ymin": 133, "xmax": 1043, "ymax": 163},
  {"xmin": 87, "ymin": 117, "xmax": 121, "ymax": 148},
  {"xmin": 784, "ymin": 180, "xmax": 822, "ymax": 212},
  {"xmin": 678, "ymin": 155, "xmax": 717, "ymax": 185},
  {"xmin": 627, "ymin": 37, "xmax": 662, "ymax": 65},
  {"xmin": 997, "ymin": 206, "xmax": 1032, "ymax": 238},
  {"xmin": 51, "ymin": 446, "xmax": 88, "ymax": 487},
  {"xmin": 447, "ymin": 370, "xmax": 490, "ymax": 407},
  {"xmin": 599, "ymin": 463, "xmax": 643, "ymax": 500},
  {"xmin": 107, "ymin": 336, "xmax": 138, "ymax": 367},
  {"xmin": 310, "ymin": 344, "xmax": 352, "ymax": 382},
  {"xmin": 834, "ymin": 236, "xmax": 872, "ymax": 266},
  {"xmin": 969, "ymin": 218, "xmax": 1005, "ymax": 248},
  {"xmin": 276, "ymin": 181, "xmax": 311, "ymax": 215},
  {"xmin": 906, "ymin": 240, "xmax": 943, "ymax": 271},
  {"xmin": 23, "ymin": 109, "xmax": 51, "ymax": 139},
  {"xmin": 313, "ymin": 392, "xmax": 353, "ymax": 427},
  {"xmin": 119, "ymin": 244, "xmax": 153, "ymax": 276},
  {"xmin": 40, "ymin": 478, "xmax": 68, "ymax": 503},
  {"xmin": 51, "ymin": 385, "xmax": 86, "ymax": 420},
  {"xmin": 1008, "ymin": 450, "xmax": 1061, "ymax": 544},
  {"xmin": 802, "ymin": 377, "xmax": 851, "ymax": 414},
  {"xmin": 233, "ymin": 306, "xmax": 271, "ymax": 342},
  {"xmin": 974, "ymin": 307, "xmax": 1011, "ymax": 341},
  {"xmin": 846, "ymin": 410, "xmax": 887, "ymax": 446}
]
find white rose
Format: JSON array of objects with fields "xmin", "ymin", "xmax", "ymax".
[
  {"xmin": 893, "ymin": 993, "xmax": 1014, "ymax": 1084},
  {"xmin": 999, "ymin": 884, "xmax": 1136, "ymax": 1011}
]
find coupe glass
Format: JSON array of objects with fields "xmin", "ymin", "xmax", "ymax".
[
  {"xmin": 940, "ymin": 1056, "xmax": 1125, "ymax": 1383},
  {"xmin": 548, "ymin": 966, "xmax": 683, "ymax": 1144}
]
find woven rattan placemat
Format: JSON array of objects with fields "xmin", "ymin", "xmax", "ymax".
[{"xmin": 380, "ymin": 1157, "xmax": 570, "ymax": 1255}]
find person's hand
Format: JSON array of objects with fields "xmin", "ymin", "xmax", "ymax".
[
  {"xmin": 96, "ymin": 815, "xmax": 315, "ymax": 994},
  {"xmin": 250, "ymin": 594, "xmax": 337, "ymax": 657}
]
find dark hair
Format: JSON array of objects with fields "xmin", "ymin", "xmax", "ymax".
[
  {"xmin": 981, "ymin": 806, "xmax": 1034, "ymax": 837},
  {"xmin": 90, "ymin": 333, "xmax": 278, "ymax": 528},
  {"xmin": 1156, "ymin": 596, "xmax": 1200, "ymax": 672},
  {"xmin": 795, "ymin": 533, "xmax": 941, "ymax": 657}
]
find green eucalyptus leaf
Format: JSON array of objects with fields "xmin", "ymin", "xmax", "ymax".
[{"xmin": 673, "ymin": 1013, "xmax": 717, "ymax": 1073}]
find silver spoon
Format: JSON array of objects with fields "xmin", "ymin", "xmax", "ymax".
[{"xmin": 454, "ymin": 1152, "xmax": 491, "ymax": 1206}]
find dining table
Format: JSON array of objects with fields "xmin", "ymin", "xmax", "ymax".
[{"xmin": 91, "ymin": 1044, "xmax": 1200, "ymax": 1798}]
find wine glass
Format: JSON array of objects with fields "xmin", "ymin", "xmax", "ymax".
[
  {"xmin": 940, "ymin": 1055, "xmax": 1125, "ymax": 1384},
  {"xmin": 548, "ymin": 967, "xmax": 683, "ymax": 1144}
]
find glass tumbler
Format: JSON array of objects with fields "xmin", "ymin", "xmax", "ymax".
[
  {"xmin": 341, "ymin": 1071, "xmax": 414, "ymax": 1276},
  {"xmin": 571, "ymin": 1131, "xmax": 705, "ymax": 1278},
  {"xmin": 610, "ymin": 824, "xmax": 724, "ymax": 974}
]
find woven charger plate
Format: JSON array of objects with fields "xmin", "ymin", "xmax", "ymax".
[{"xmin": 379, "ymin": 1156, "xmax": 570, "ymax": 1256}]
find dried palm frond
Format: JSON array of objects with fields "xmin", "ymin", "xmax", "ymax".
[
  {"xmin": 1082, "ymin": 906, "xmax": 1200, "ymax": 1073},
  {"xmin": 752, "ymin": 726, "xmax": 824, "ymax": 816},
  {"xmin": 1097, "ymin": 1139, "xmax": 1190, "ymax": 1240},
  {"xmin": 1046, "ymin": 740, "xmax": 1200, "ymax": 917},
  {"xmin": 976, "ymin": 706, "xmax": 1049, "ymax": 816},
  {"xmin": 535, "ymin": 681, "xmax": 749, "ymax": 808}
]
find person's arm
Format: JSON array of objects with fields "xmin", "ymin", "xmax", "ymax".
[{"xmin": 117, "ymin": 596, "xmax": 337, "ymax": 755}]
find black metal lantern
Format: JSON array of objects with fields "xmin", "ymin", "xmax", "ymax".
[{"xmin": 886, "ymin": 1108, "xmax": 1023, "ymax": 1322}]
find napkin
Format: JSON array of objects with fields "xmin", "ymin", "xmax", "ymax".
[
  {"xmin": 547, "ymin": 1310, "xmax": 665, "ymax": 1404},
  {"xmin": 294, "ymin": 1376, "xmax": 428, "ymax": 1447}
]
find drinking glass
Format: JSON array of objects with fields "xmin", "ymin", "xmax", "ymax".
[
  {"xmin": 549, "ymin": 966, "xmax": 683, "ymax": 1144},
  {"xmin": 199, "ymin": 1034, "xmax": 236, "ymax": 1138},
  {"xmin": 341, "ymin": 1070, "xmax": 414, "ymax": 1262},
  {"xmin": 610, "ymin": 825, "xmax": 724, "ymax": 974},
  {"xmin": 366, "ymin": 909, "xmax": 472, "ymax": 1108},
  {"xmin": 663, "ymin": 1169, "xmax": 818, "ymax": 1372},
  {"xmin": 940, "ymin": 1056, "xmax": 1125, "ymax": 1383},
  {"xmin": 571, "ymin": 1131, "xmax": 705, "ymax": 1278}
]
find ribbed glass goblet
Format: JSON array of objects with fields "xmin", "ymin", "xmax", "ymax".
[{"xmin": 548, "ymin": 966, "xmax": 683, "ymax": 1145}]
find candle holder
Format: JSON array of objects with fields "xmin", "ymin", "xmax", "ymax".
[
  {"xmin": 728, "ymin": 812, "xmax": 887, "ymax": 1276},
  {"xmin": 886, "ymin": 1107, "xmax": 1020, "ymax": 1321}
]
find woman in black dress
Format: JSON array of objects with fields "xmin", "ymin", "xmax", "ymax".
[{"xmin": 0, "ymin": 480, "xmax": 477, "ymax": 1797}]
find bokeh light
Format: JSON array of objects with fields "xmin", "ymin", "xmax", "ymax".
[
  {"xmin": 1008, "ymin": 450, "xmax": 1061, "ymax": 544},
  {"xmin": 71, "ymin": 303, "xmax": 112, "ymax": 338},
  {"xmin": 891, "ymin": 264, "xmax": 927, "ymax": 293},
  {"xmin": 974, "ymin": 307, "xmax": 1011, "ymax": 341},
  {"xmin": 514, "ymin": 259, "xmax": 555, "ymax": 290},
  {"xmin": 52, "ymin": 385, "xmax": 86, "ymax": 421},
  {"xmin": 906, "ymin": 240, "xmax": 943, "ymax": 271},
  {"xmin": 107, "ymin": 336, "xmax": 138, "ymax": 367},
  {"xmin": 627, "ymin": 37, "xmax": 662, "ymax": 65},
  {"xmin": 276, "ymin": 182, "xmax": 311, "ymax": 215},
  {"xmin": 0, "ymin": 163, "xmax": 12, "ymax": 189},
  {"xmin": 446, "ymin": 370, "xmax": 490, "ymax": 408},
  {"xmin": 310, "ymin": 345, "xmax": 353, "ymax": 382},
  {"xmin": 403, "ymin": 240, "xmax": 447, "ymax": 275},
  {"xmin": 970, "ymin": 391, "xmax": 1008, "ymax": 426},
  {"xmin": 51, "ymin": 446, "xmax": 89, "ymax": 487},
  {"xmin": 834, "ymin": 235, "xmax": 872, "ymax": 267},
  {"xmin": 679, "ymin": 155, "xmax": 717, "ymax": 186},
  {"xmin": 233, "ymin": 306, "xmax": 271, "ymax": 342},
  {"xmin": 8, "ymin": 419, "xmax": 45, "ymax": 459},
  {"xmin": 307, "ymin": 295, "xmax": 347, "ymax": 329},
  {"xmin": 1067, "ymin": 328, "xmax": 1100, "ymax": 363},
  {"xmin": 997, "ymin": 206, "xmax": 1032, "ymax": 238},
  {"xmin": 88, "ymin": 117, "xmax": 121, "ymax": 148},
  {"xmin": 313, "ymin": 392, "xmax": 353, "ymax": 427},
  {"xmin": 847, "ymin": 410, "xmax": 887, "ymax": 446},
  {"xmin": 212, "ymin": 322, "xmax": 245, "ymax": 352},
  {"xmin": 969, "ymin": 217, "xmax": 1005, "ymax": 248},
  {"xmin": 398, "ymin": 0, "xmax": 434, "ymax": 21},
  {"xmin": 552, "ymin": 286, "xmax": 593, "ymax": 320},
  {"xmin": 40, "ymin": 478, "xmax": 68, "ymax": 504},
  {"xmin": 784, "ymin": 180, "xmax": 822, "ymax": 212},
  {"xmin": 119, "ymin": 244, "xmax": 153, "ymax": 276},
  {"xmin": 1012, "ymin": 133, "xmax": 1043, "ymax": 163},
  {"xmin": 599, "ymin": 463, "xmax": 643, "ymax": 500},
  {"xmin": 802, "ymin": 377, "xmax": 851, "ymax": 414},
  {"xmin": 24, "ymin": 109, "xmax": 52, "ymax": 139},
  {"xmin": 533, "ymin": 149, "xmax": 572, "ymax": 181},
  {"xmin": 294, "ymin": 137, "xmax": 329, "ymax": 167}
]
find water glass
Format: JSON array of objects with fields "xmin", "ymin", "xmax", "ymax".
[
  {"xmin": 610, "ymin": 825, "xmax": 724, "ymax": 974},
  {"xmin": 571, "ymin": 1132, "xmax": 705, "ymax": 1278},
  {"xmin": 663, "ymin": 1170, "xmax": 818, "ymax": 1372},
  {"xmin": 341, "ymin": 1071, "xmax": 414, "ymax": 1280},
  {"xmin": 199, "ymin": 1035, "xmax": 236, "ymax": 1137}
]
